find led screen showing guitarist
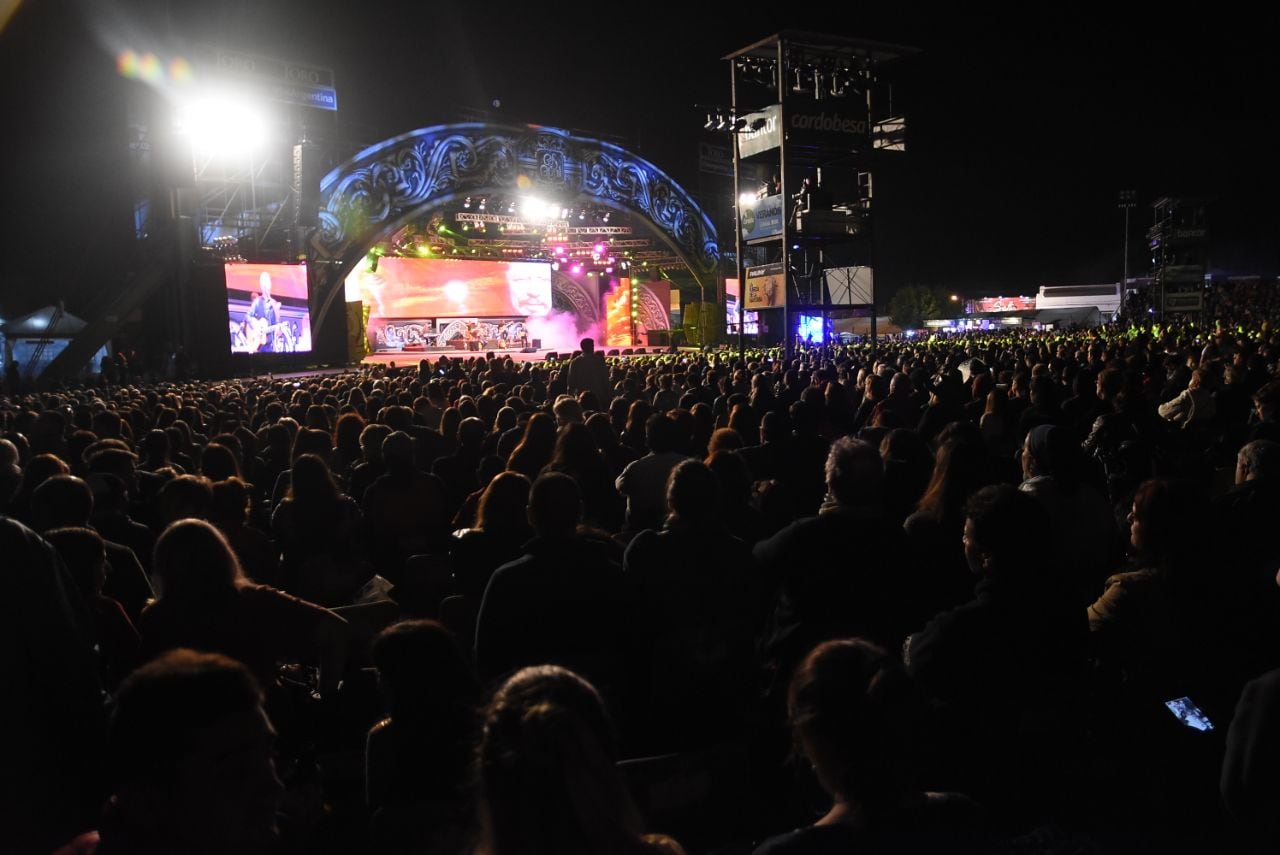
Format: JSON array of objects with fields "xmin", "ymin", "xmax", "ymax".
[
  {"xmin": 225, "ymin": 263, "xmax": 312, "ymax": 355},
  {"xmin": 244, "ymin": 272, "xmax": 293, "ymax": 352}
]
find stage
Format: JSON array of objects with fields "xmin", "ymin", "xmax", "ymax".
[{"xmin": 359, "ymin": 344, "xmax": 683, "ymax": 366}]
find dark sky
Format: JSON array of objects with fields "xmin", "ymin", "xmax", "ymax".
[{"xmin": 1, "ymin": 0, "xmax": 1277, "ymax": 315}]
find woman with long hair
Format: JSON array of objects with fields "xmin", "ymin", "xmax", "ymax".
[
  {"xmin": 586, "ymin": 412, "xmax": 638, "ymax": 478},
  {"xmin": 1087, "ymin": 478, "xmax": 1211, "ymax": 695},
  {"xmin": 506, "ymin": 412, "xmax": 557, "ymax": 481},
  {"xmin": 752, "ymin": 639, "xmax": 978, "ymax": 854},
  {"xmin": 622, "ymin": 400, "xmax": 653, "ymax": 454},
  {"xmin": 271, "ymin": 453, "xmax": 367, "ymax": 605},
  {"xmin": 545, "ymin": 422, "xmax": 623, "ymax": 531},
  {"xmin": 902, "ymin": 436, "xmax": 993, "ymax": 619},
  {"xmin": 450, "ymin": 471, "xmax": 534, "ymax": 599},
  {"xmin": 138, "ymin": 518, "xmax": 347, "ymax": 696},
  {"xmin": 478, "ymin": 665, "xmax": 685, "ymax": 855},
  {"xmin": 333, "ymin": 411, "xmax": 367, "ymax": 478}
]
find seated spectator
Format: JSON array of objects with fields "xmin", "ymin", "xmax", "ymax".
[
  {"xmin": 94, "ymin": 650, "xmax": 284, "ymax": 855},
  {"xmin": 1088, "ymin": 478, "xmax": 1231, "ymax": 702},
  {"xmin": 1222, "ymin": 667, "xmax": 1280, "ymax": 845},
  {"xmin": 30, "ymin": 474, "xmax": 154, "ymax": 621},
  {"xmin": 905, "ymin": 484, "xmax": 1088, "ymax": 815},
  {"xmin": 209, "ymin": 477, "xmax": 278, "ymax": 586},
  {"xmin": 477, "ymin": 665, "xmax": 685, "ymax": 855},
  {"xmin": 623, "ymin": 460, "xmax": 759, "ymax": 751},
  {"xmin": 1157, "ymin": 368, "xmax": 1216, "ymax": 427},
  {"xmin": 432, "ymin": 416, "xmax": 487, "ymax": 521},
  {"xmin": 362, "ymin": 431, "xmax": 449, "ymax": 580},
  {"xmin": 506, "ymin": 412, "xmax": 557, "ymax": 481},
  {"xmin": 138, "ymin": 519, "xmax": 348, "ymax": 698},
  {"xmin": 45, "ymin": 526, "xmax": 139, "ymax": 689},
  {"xmin": 5, "ymin": 513, "xmax": 105, "ymax": 854},
  {"xmin": 366, "ymin": 620, "xmax": 480, "ymax": 810},
  {"xmin": 450, "ymin": 471, "xmax": 533, "ymax": 599},
  {"xmin": 270, "ymin": 453, "xmax": 368, "ymax": 605},
  {"xmin": 756, "ymin": 438, "xmax": 913, "ymax": 695},
  {"xmin": 1019, "ymin": 424, "xmax": 1117, "ymax": 603},
  {"xmin": 544, "ymin": 421, "xmax": 622, "ymax": 531},
  {"xmin": 616, "ymin": 414, "xmax": 689, "ymax": 534},
  {"xmin": 474, "ymin": 473, "xmax": 626, "ymax": 691},
  {"xmin": 902, "ymin": 435, "xmax": 992, "ymax": 618},
  {"xmin": 155, "ymin": 473, "xmax": 214, "ymax": 528},
  {"xmin": 752, "ymin": 639, "xmax": 982, "ymax": 855}
]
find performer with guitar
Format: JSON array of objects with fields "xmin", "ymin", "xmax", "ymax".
[{"xmin": 245, "ymin": 272, "xmax": 288, "ymax": 353}]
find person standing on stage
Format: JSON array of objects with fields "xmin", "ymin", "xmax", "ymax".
[{"xmin": 246, "ymin": 272, "xmax": 282, "ymax": 353}]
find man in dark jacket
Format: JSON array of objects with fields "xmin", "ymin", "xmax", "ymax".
[
  {"xmin": 474, "ymin": 473, "xmax": 626, "ymax": 693},
  {"xmin": 754, "ymin": 437, "xmax": 913, "ymax": 693},
  {"xmin": 904, "ymin": 484, "xmax": 1089, "ymax": 816}
]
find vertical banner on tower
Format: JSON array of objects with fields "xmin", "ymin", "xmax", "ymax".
[{"xmin": 744, "ymin": 262, "xmax": 785, "ymax": 310}]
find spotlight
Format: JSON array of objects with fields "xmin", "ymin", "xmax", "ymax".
[
  {"xmin": 176, "ymin": 92, "xmax": 269, "ymax": 156},
  {"xmin": 463, "ymin": 197, "xmax": 472, "ymax": 209}
]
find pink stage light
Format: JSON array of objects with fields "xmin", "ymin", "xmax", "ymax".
[{"xmin": 593, "ymin": 243, "xmax": 605, "ymax": 255}]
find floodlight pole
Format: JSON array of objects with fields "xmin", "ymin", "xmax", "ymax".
[{"xmin": 1119, "ymin": 190, "xmax": 1135, "ymax": 318}]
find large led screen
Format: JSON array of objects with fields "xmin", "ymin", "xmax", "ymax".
[
  {"xmin": 344, "ymin": 258, "xmax": 552, "ymax": 320},
  {"xmin": 226, "ymin": 263, "xmax": 312, "ymax": 354}
]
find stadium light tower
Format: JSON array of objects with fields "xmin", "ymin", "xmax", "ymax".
[{"xmin": 1118, "ymin": 190, "xmax": 1137, "ymax": 313}]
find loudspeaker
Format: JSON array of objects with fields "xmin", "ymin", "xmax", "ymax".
[
  {"xmin": 545, "ymin": 352, "xmax": 558, "ymax": 361},
  {"xmin": 293, "ymin": 142, "xmax": 322, "ymax": 228},
  {"xmin": 531, "ymin": 338, "xmax": 541, "ymax": 349},
  {"xmin": 519, "ymin": 347, "xmax": 537, "ymax": 353},
  {"xmin": 606, "ymin": 349, "xmax": 619, "ymax": 357}
]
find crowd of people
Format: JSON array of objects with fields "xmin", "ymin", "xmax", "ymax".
[{"xmin": 5, "ymin": 309, "xmax": 1280, "ymax": 854}]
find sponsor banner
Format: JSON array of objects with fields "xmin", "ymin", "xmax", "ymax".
[
  {"xmin": 740, "ymin": 193, "xmax": 784, "ymax": 241},
  {"xmin": 969, "ymin": 296, "xmax": 1036, "ymax": 314},
  {"xmin": 745, "ymin": 262, "xmax": 785, "ymax": 310},
  {"xmin": 210, "ymin": 48, "xmax": 338, "ymax": 111},
  {"xmin": 788, "ymin": 106, "xmax": 870, "ymax": 151},
  {"xmin": 1164, "ymin": 292, "xmax": 1203, "ymax": 312},
  {"xmin": 738, "ymin": 105, "xmax": 782, "ymax": 158}
]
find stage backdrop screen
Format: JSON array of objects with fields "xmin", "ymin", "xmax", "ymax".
[
  {"xmin": 344, "ymin": 258, "xmax": 552, "ymax": 319},
  {"xmin": 226, "ymin": 263, "xmax": 312, "ymax": 354}
]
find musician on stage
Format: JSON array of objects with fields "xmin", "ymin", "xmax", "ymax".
[{"xmin": 245, "ymin": 272, "xmax": 283, "ymax": 352}]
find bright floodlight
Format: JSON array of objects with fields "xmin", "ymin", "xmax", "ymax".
[
  {"xmin": 739, "ymin": 193, "xmax": 758, "ymax": 207},
  {"xmin": 177, "ymin": 93, "xmax": 269, "ymax": 156},
  {"xmin": 520, "ymin": 198, "xmax": 559, "ymax": 223}
]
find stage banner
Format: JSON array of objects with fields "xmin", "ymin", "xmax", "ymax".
[{"xmin": 744, "ymin": 262, "xmax": 785, "ymax": 310}]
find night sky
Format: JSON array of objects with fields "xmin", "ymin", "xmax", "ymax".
[{"xmin": 1, "ymin": 1, "xmax": 1276, "ymax": 317}]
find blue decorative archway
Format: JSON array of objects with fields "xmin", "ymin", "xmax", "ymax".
[{"xmin": 308, "ymin": 122, "xmax": 720, "ymax": 337}]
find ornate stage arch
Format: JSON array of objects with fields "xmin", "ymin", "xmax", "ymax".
[{"xmin": 308, "ymin": 123, "xmax": 719, "ymax": 337}]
